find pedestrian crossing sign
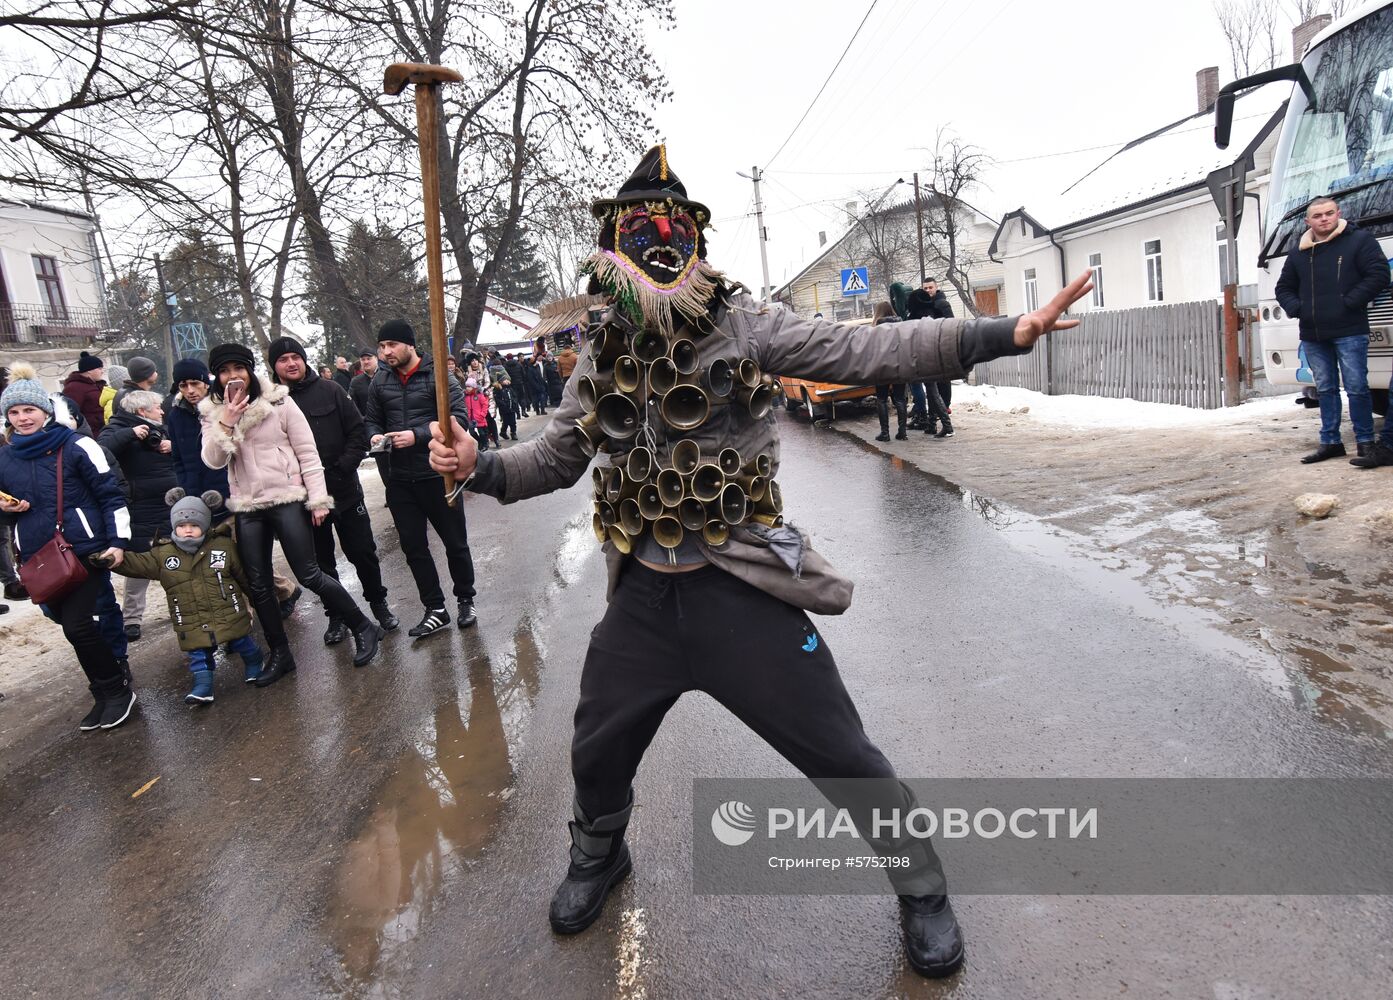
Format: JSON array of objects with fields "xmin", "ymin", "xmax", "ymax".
[{"xmin": 840, "ymin": 267, "xmax": 869, "ymax": 297}]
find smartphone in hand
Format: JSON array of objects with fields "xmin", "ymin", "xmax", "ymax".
[{"xmin": 226, "ymin": 378, "xmax": 246, "ymax": 404}]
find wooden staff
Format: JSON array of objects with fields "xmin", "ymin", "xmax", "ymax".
[{"xmin": 384, "ymin": 62, "xmax": 464, "ymax": 503}]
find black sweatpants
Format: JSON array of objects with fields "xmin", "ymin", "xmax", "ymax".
[
  {"xmin": 47, "ymin": 569, "xmax": 126, "ymax": 696},
  {"xmin": 237, "ymin": 502, "xmax": 368, "ymax": 646},
  {"xmin": 572, "ymin": 562, "xmax": 946, "ymax": 895},
  {"xmin": 312, "ymin": 486, "xmax": 388, "ymax": 610},
  {"xmin": 384, "ymin": 476, "xmax": 476, "ymax": 610}
]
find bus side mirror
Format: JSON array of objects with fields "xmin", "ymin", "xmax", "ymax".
[
  {"xmin": 1214, "ymin": 91, "xmax": 1236, "ymax": 150},
  {"xmin": 1213, "ymin": 62, "xmax": 1317, "ymax": 151}
]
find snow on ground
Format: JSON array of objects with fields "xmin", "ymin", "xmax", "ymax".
[{"xmin": 956, "ymin": 383, "xmax": 1302, "ymax": 430}]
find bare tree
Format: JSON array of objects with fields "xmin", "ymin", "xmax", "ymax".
[
  {"xmin": 0, "ymin": 1, "xmax": 200, "ymax": 193},
  {"xmin": 322, "ymin": 0, "xmax": 674, "ymax": 343},
  {"xmin": 843, "ymin": 190, "xmax": 916, "ymax": 298},
  {"xmin": 1214, "ymin": 0, "xmax": 1280, "ymax": 77},
  {"xmin": 920, "ymin": 129, "xmax": 990, "ymax": 317}
]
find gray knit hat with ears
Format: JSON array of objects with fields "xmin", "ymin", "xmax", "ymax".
[{"xmin": 166, "ymin": 488, "xmax": 224, "ymax": 535}]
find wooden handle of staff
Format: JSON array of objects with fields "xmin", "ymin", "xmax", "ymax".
[{"xmin": 413, "ymin": 83, "xmax": 457, "ymax": 504}]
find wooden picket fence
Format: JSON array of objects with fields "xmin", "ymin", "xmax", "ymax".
[{"xmin": 973, "ymin": 299, "xmax": 1225, "ymax": 409}]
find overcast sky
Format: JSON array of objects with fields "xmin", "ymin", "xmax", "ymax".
[{"xmin": 646, "ymin": 0, "xmax": 1308, "ymax": 292}]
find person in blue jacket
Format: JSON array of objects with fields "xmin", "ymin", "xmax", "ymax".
[
  {"xmin": 0, "ymin": 363, "xmax": 137, "ymax": 731},
  {"xmin": 1275, "ymin": 196, "xmax": 1392, "ymax": 465}
]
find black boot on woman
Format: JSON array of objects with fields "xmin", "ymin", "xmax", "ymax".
[{"xmin": 254, "ymin": 645, "xmax": 297, "ymax": 687}]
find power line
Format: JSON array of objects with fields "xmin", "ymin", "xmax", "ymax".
[{"xmin": 764, "ymin": 0, "xmax": 882, "ymax": 170}]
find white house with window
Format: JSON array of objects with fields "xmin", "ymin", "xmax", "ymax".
[
  {"xmin": 0, "ymin": 195, "xmax": 107, "ymax": 345},
  {"xmin": 989, "ymin": 78, "xmax": 1287, "ymax": 317}
]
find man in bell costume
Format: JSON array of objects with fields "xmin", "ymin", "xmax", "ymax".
[{"xmin": 428, "ymin": 145, "xmax": 1091, "ymax": 977}]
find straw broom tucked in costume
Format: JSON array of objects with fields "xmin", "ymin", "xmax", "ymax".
[{"xmin": 428, "ymin": 145, "xmax": 1093, "ymax": 978}]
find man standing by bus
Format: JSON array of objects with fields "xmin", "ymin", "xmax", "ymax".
[{"xmin": 1275, "ymin": 196, "xmax": 1391, "ymax": 465}]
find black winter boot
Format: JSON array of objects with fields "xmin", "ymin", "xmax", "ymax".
[
  {"xmin": 254, "ymin": 645, "xmax": 297, "ymax": 688},
  {"xmin": 895, "ymin": 400, "xmax": 908, "ymax": 440},
  {"xmin": 1351, "ymin": 441, "xmax": 1393, "ymax": 468},
  {"xmin": 323, "ymin": 618, "xmax": 349, "ymax": 646},
  {"xmin": 549, "ymin": 794, "xmax": 634, "ymax": 935},
  {"xmin": 370, "ymin": 600, "xmax": 400, "ymax": 632},
  {"xmin": 875, "ymin": 399, "xmax": 891, "ymax": 442},
  {"xmin": 79, "ymin": 685, "xmax": 105, "ymax": 731},
  {"xmin": 1301, "ymin": 442, "xmax": 1346, "ymax": 464},
  {"xmin": 900, "ymin": 893, "xmax": 965, "ymax": 978},
  {"xmin": 352, "ymin": 621, "xmax": 385, "ymax": 668}
]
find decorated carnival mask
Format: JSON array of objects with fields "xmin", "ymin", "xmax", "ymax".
[{"xmin": 585, "ymin": 144, "xmax": 723, "ymax": 338}]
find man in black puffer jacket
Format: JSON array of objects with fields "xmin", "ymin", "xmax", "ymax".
[
  {"xmin": 1276, "ymin": 197, "xmax": 1392, "ymax": 466},
  {"xmin": 364, "ymin": 320, "xmax": 476, "ymax": 638},
  {"xmin": 268, "ymin": 337, "xmax": 398, "ymax": 640},
  {"xmin": 903, "ymin": 277, "xmax": 956, "ymax": 435}
]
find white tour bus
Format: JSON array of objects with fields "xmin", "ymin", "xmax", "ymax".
[{"xmin": 1215, "ymin": 0, "xmax": 1393, "ymax": 412}]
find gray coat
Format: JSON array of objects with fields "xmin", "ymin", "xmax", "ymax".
[{"xmin": 472, "ymin": 293, "xmax": 1024, "ymax": 613}]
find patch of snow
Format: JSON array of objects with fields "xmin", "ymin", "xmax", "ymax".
[{"xmin": 957, "ymin": 382, "xmax": 1303, "ymax": 430}]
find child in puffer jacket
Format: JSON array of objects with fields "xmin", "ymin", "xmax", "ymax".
[
  {"xmin": 93, "ymin": 489, "xmax": 264, "ymax": 704},
  {"xmin": 464, "ymin": 380, "xmax": 491, "ymax": 452}
]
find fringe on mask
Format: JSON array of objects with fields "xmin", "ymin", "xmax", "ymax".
[{"xmin": 582, "ymin": 251, "xmax": 725, "ymax": 339}]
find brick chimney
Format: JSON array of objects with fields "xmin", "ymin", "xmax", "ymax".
[
  {"xmin": 1292, "ymin": 14, "xmax": 1332, "ymax": 59},
  {"xmin": 1196, "ymin": 66, "xmax": 1220, "ymax": 113}
]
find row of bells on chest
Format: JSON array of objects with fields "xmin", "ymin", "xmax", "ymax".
[
  {"xmin": 590, "ymin": 441, "xmax": 785, "ymax": 553},
  {"xmin": 570, "ymin": 324, "xmax": 781, "ymax": 457}
]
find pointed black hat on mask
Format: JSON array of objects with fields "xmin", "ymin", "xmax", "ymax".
[{"xmin": 590, "ymin": 144, "xmax": 711, "ymax": 226}]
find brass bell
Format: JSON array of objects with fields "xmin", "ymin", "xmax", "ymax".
[
  {"xmin": 717, "ymin": 447, "xmax": 742, "ymax": 477},
  {"xmin": 690, "ymin": 464, "xmax": 724, "ymax": 502},
  {"xmin": 717, "ymin": 483, "xmax": 748, "ymax": 525},
  {"xmin": 607, "ymin": 524, "xmax": 634, "ymax": 554},
  {"xmin": 652, "ymin": 514, "xmax": 684, "ymax": 549},
  {"xmin": 656, "ymin": 469, "xmax": 685, "ymax": 507},
  {"xmin": 660, "ymin": 384, "xmax": 710, "ymax": 431},
  {"xmin": 632, "ymin": 330, "xmax": 668, "ymax": 364},
  {"xmin": 619, "ymin": 498, "xmax": 644, "ymax": 536},
  {"xmin": 670, "ymin": 338, "xmax": 700, "ymax": 375},
  {"xmin": 613, "ymin": 355, "xmax": 643, "ymax": 395},
  {"xmin": 649, "ymin": 357, "xmax": 679, "ymax": 395},
  {"xmin": 595, "ymin": 392, "xmax": 641, "ymax": 440},
  {"xmin": 678, "ymin": 497, "xmax": 707, "ymax": 531},
  {"xmin": 704, "ymin": 358, "xmax": 735, "ymax": 397},
  {"xmin": 625, "ymin": 446, "xmax": 654, "ymax": 483},
  {"xmin": 702, "ymin": 520, "xmax": 730, "ymax": 546},
  {"xmin": 637, "ymin": 484, "xmax": 664, "ymax": 520},
  {"xmin": 670, "ymin": 439, "xmax": 701, "ymax": 476}
]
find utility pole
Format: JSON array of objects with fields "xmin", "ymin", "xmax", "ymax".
[
  {"xmin": 738, "ymin": 167, "xmax": 773, "ymax": 302},
  {"xmin": 913, "ymin": 171, "xmax": 926, "ymax": 280},
  {"xmin": 152, "ymin": 255, "xmax": 178, "ymax": 367}
]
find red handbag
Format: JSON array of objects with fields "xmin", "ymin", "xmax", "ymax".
[{"xmin": 18, "ymin": 444, "xmax": 90, "ymax": 605}]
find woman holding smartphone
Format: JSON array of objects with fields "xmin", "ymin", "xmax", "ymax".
[{"xmin": 200, "ymin": 342, "xmax": 382, "ymax": 684}]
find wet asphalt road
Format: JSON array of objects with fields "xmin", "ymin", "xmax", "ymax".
[{"xmin": 1, "ymin": 414, "xmax": 1391, "ymax": 999}]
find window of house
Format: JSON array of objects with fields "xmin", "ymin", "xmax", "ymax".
[
  {"xmin": 1215, "ymin": 223, "xmax": 1231, "ymax": 290},
  {"xmin": 32, "ymin": 255, "xmax": 67, "ymax": 319},
  {"xmin": 1023, "ymin": 267, "xmax": 1039, "ymax": 311},
  {"xmin": 1088, "ymin": 252, "xmax": 1104, "ymax": 308},
  {"xmin": 1143, "ymin": 239, "xmax": 1164, "ymax": 302}
]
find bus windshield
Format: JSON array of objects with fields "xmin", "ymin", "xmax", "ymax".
[{"xmin": 1263, "ymin": 2, "xmax": 1393, "ymax": 259}]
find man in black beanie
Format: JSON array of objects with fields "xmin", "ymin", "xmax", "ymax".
[
  {"xmin": 268, "ymin": 337, "xmax": 398, "ymax": 639},
  {"xmin": 364, "ymin": 319, "xmax": 476, "ymax": 637}
]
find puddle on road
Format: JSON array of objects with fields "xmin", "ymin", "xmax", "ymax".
[
  {"xmin": 327, "ymin": 655, "xmax": 513, "ymax": 994},
  {"xmin": 324, "ymin": 511, "xmax": 597, "ymax": 995},
  {"xmin": 851, "ymin": 433, "xmax": 1393, "ymax": 740}
]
